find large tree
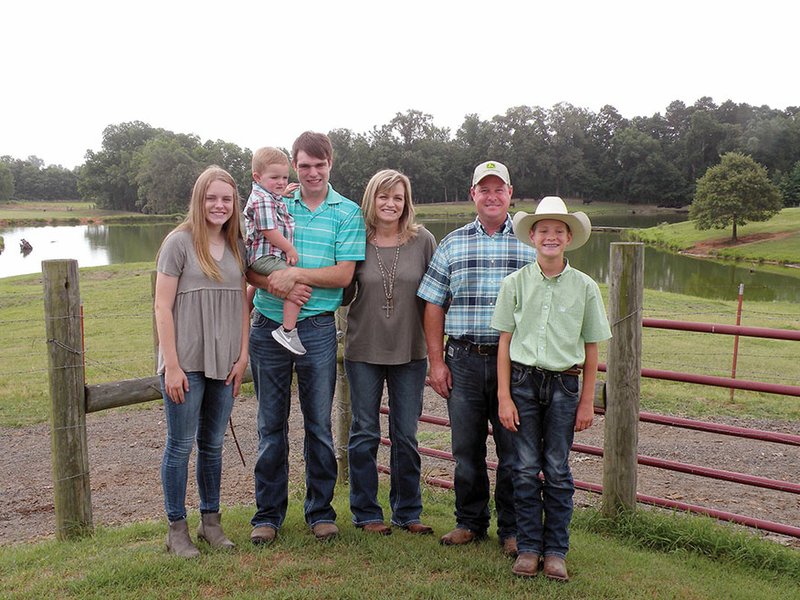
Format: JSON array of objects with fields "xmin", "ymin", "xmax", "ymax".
[
  {"xmin": 0, "ymin": 155, "xmax": 78, "ymax": 200},
  {"xmin": 134, "ymin": 136, "xmax": 202, "ymax": 214},
  {"xmin": 78, "ymin": 121, "xmax": 160, "ymax": 210},
  {"xmin": 690, "ymin": 152, "xmax": 783, "ymax": 241}
]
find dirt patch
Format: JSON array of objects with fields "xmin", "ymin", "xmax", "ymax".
[
  {"xmin": 1, "ymin": 387, "xmax": 798, "ymax": 548},
  {"xmin": 683, "ymin": 231, "xmax": 796, "ymax": 259}
]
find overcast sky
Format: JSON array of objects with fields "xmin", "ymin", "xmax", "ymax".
[{"xmin": 3, "ymin": 0, "xmax": 797, "ymax": 170}]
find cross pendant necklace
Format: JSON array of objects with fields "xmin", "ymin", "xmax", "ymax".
[
  {"xmin": 373, "ymin": 235, "xmax": 401, "ymax": 318},
  {"xmin": 382, "ymin": 299, "xmax": 393, "ymax": 318}
]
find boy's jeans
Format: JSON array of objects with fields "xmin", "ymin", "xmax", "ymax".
[{"xmin": 509, "ymin": 363, "xmax": 580, "ymax": 558}]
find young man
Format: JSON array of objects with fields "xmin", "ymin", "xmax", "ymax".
[
  {"xmin": 492, "ymin": 196, "xmax": 611, "ymax": 581},
  {"xmin": 248, "ymin": 132, "xmax": 366, "ymax": 544},
  {"xmin": 417, "ymin": 161, "xmax": 536, "ymax": 556}
]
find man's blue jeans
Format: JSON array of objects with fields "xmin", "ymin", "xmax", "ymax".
[
  {"xmin": 445, "ymin": 342, "xmax": 516, "ymax": 541},
  {"xmin": 344, "ymin": 358, "xmax": 427, "ymax": 527},
  {"xmin": 510, "ymin": 363, "xmax": 580, "ymax": 558},
  {"xmin": 160, "ymin": 372, "xmax": 234, "ymax": 523},
  {"xmin": 249, "ymin": 311, "xmax": 339, "ymax": 530}
]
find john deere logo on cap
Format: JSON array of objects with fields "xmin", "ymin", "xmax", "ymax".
[{"xmin": 486, "ymin": 162, "xmax": 496, "ymax": 169}]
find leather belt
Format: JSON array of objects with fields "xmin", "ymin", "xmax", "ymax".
[
  {"xmin": 448, "ymin": 338, "xmax": 499, "ymax": 356},
  {"xmin": 513, "ymin": 362, "xmax": 582, "ymax": 377}
]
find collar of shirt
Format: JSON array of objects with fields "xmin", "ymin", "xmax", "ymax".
[
  {"xmin": 290, "ymin": 183, "xmax": 344, "ymax": 208},
  {"xmin": 473, "ymin": 214, "xmax": 513, "ymax": 237},
  {"xmin": 534, "ymin": 257, "xmax": 573, "ymax": 280},
  {"xmin": 252, "ymin": 182, "xmax": 285, "ymax": 204}
]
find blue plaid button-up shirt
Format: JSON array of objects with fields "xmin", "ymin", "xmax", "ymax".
[{"xmin": 417, "ymin": 215, "xmax": 536, "ymax": 345}]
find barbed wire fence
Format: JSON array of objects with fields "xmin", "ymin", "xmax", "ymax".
[{"xmin": 1, "ymin": 276, "xmax": 798, "ymax": 429}]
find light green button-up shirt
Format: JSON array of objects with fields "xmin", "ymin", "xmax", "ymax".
[{"xmin": 491, "ymin": 259, "xmax": 611, "ymax": 371}]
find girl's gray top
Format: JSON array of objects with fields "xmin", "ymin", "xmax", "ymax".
[{"xmin": 156, "ymin": 230, "xmax": 245, "ymax": 380}]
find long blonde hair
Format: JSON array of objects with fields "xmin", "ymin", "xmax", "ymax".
[
  {"xmin": 361, "ymin": 169, "xmax": 420, "ymax": 241},
  {"xmin": 175, "ymin": 165, "xmax": 244, "ymax": 280}
]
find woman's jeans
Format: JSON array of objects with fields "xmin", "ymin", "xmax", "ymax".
[
  {"xmin": 345, "ymin": 358, "xmax": 427, "ymax": 526},
  {"xmin": 509, "ymin": 363, "xmax": 580, "ymax": 558},
  {"xmin": 160, "ymin": 372, "xmax": 234, "ymax": 523},
  {"xmin": 249, "ymin": 311, "xmax": 339, "ymax": 530},
  {"xmin": 445, "ymin": 341, "xmax": 517, "ymax": 541}
]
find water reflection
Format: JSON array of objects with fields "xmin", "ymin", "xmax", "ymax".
[
  {"xmin": 84, "ymin": 224, "xmax": 175, "ymax": 264},
  {"xmin": 0, "ymin": 223, "xmax": 174, "ymax": 278},
  {"xmin": 2, "ymin": 218, "xmax": 798, "ymax": 303},
  {"xmin": 423, "ymin": 217, "xmax": 800, "ymax": 303}
]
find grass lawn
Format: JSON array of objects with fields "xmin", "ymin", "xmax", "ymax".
[{"xmin": 1, "ymin": 486, "xmax": 798, "ymax": 599}]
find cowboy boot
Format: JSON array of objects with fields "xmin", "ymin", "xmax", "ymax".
[
  {"xmin": 166, "ymin": 519, "xmax": 200, "ymax": 558},
  {"xmin": 197, "ymin": 512, "xmax": 235, "ymax": 549}
]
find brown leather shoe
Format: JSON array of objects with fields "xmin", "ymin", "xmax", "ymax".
[
  {"xmin": 400, "ymin": 523, "xmax": 434, "ymax": 535},
  {"xmin": 543, "ymin": 555, "xmax": 569, "ymax": 582},
  {"xmin": 500, "ymin": 536, "xmax": 518, "ymax": 557},
  {"xmin": 250, "ymin": 525, "xmax": 277, "ymax": 546},
  {"xmin": 440, "ymin": 527, "xmax": 480, "ymax": 545},
  {"xmin": 361, "ymin": 522, "xmax": 392, "ymax": 535},
  {"xmin": 512, "ymin": 552, "xmax": 540, "ymax": 577},
  {"xmin": 312, "ymin": 522, "xmax": 339, "ymax": 541}
]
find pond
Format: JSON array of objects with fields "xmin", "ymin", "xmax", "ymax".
[{"xmin": 2, "ymin": 214, "xmax": 799, "ymax": 303}]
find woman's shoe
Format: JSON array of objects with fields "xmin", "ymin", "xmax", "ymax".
[
  {"xmin": 197, "ymin": 512, "xmax": 235, "ymax": 549},
  {"xmin": 167, "ymin": 519, "xmax": 200, "ymax": 558}
]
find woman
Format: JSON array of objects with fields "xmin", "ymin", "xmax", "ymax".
[
  {"xmin": 344, "ymin": 169, "xmax": 436, "ymax": 535},
  {"xmin": 154, "ymin": 166, "xmax": 249, "ymax": 557}
]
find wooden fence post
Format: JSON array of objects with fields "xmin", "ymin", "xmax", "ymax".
[
  {"xmin": 602, "ymin": 242, "xmax": 644, "ymax": 516},
  {"xmin": 334, "ymin": 307, "xmax": 351, "ymax": 484},
  {"xmin": 42, "ymin": 259, "xmax": 93, "ymax": 539}
]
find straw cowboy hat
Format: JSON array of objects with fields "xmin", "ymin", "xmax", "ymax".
[{"xmin": 512, "ymin": 196, "xmax": 592, "ymax": 251}]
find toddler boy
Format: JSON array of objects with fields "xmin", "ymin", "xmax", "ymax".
[{"xmin": 244, "ymin": 147, "xmax": 305, "ymax": 355}]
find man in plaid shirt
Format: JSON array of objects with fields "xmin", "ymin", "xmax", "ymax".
[{"xmin": 417, "ymin": 161, "xmax": 535, "ymax": 556}]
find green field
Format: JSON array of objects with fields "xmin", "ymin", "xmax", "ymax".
[{"xmin": 0, "ymin": 262, "xmax": 797, "ymax": 427}]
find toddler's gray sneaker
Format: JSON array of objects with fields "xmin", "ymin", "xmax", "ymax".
[{"xmin": 272, "ymin": 327, "xmax": 307, "ymax": 355}]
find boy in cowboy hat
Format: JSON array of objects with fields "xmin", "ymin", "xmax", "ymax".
[{"xmin": 491, "ymin": 196, "xmax": 611, "ymax": 581}]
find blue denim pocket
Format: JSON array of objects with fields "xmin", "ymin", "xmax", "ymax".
[
  {"xmin": 308, "ymin": 313, "xmax": 335, "ymax": 329},
  {"xmin": 511, "ymin": 363, "xmax": 529, "ymax": 387},
  {"xmin": 557, "ymin": 374, "xmax": 580, "ymax": 396},
  {"xmin": 251, "ymin": 311, "xmax": 271, "ymax": 329}
]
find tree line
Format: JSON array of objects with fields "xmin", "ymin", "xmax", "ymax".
[{"xmin": 2, "ymin": 97, "xmax": 800, "ymax": 211}]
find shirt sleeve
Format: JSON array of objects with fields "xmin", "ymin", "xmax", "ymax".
[
  {"xmin": 581, "ymin": 280, "xmax": 612, "ymax": 343},
  {"xmin": 491, "ymin": 274, "xmax": 518, "ymax": 333},
  {"xmin": 334, "ymin": 206, "xmax": 367, "ymax": 261},
  {"xmin": 156, "ymin": 232, "xmax": 186, "ymax": 277},
  {"xmin": 416, "ymin": 240, "xmax": 451, "ymax": 306}
]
